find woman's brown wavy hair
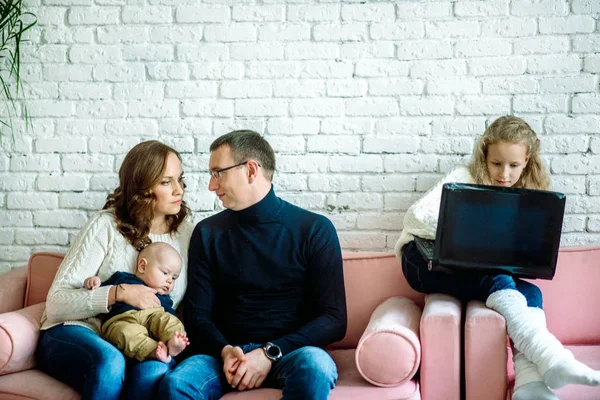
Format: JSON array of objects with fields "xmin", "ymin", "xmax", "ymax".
[
  {"xmin": 469, "ymin": 116, "xmax": 550, "ymax": 190},
  {"xmin": 103, "ymin": 140, "xmax": 191, "ymax": 251}
]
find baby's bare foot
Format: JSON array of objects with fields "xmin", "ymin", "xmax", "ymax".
[
  {"xmin": 167, "ymin": 331, "xmax": 190, "ymax": 357},
  {"xmin": 147, "ymin": 341, "xmax": 172, "ymax": 363}
]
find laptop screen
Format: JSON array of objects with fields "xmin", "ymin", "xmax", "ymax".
[{"xmin": 435, "ymin": 183, "xmax": 566, "ymax": 279}]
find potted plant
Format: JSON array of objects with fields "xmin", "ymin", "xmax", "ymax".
[{"xmin": 0, "ymin": 0, "xmax": 36, "ymax": 141}]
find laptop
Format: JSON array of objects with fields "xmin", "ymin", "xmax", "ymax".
[{"xmin": 413, "ymin": 183, "xmax": 566, "ymax": 280}]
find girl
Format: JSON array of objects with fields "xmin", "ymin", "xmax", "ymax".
[
  {"xmin": 395, "ymin": 116, "xmax": 600, "ymax": 400},
  {"xmin": 36, "ymin": 141, "xmax": 194, "ymax": 400}
]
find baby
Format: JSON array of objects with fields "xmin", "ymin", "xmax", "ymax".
[{"xmin": 85, "ymin": 241, "xmax": 189, "ymax": 363}]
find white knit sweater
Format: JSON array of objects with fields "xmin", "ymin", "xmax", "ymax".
[
  {"xmin": 394, "ymin": 166, "xmax": 474, "ymax": 260},
  {"xmin": 41, "ymin": 210, "xmax": 194, "ymax": 334}
]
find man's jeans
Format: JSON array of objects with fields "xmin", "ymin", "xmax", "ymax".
[
  {"xmin": 158, "ymin": 344, "xmax": 338, "ymax": 400},
  {"xmin": 36, "ymin": 324, "xmax": 175, "ymax": 400},
  {"xmin": 402, "ymin": 241, "xmax": 543, "ymax": 308}
]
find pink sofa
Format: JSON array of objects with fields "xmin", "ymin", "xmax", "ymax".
[
  {"xmin": 464, "ymin": 245, "xmax": 600, "ymax": 400},
  {"xmin": 0, "ymin": 252, "xmax": 462, "ymax": 400}
]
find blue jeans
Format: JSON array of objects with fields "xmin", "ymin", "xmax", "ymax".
[
  {"xmin": 158, "ymin": 345, "xmax": 338, "ymax": 400},
  {"xmin": 36, "ymin": 325, "xmax": 175, "ymax": 400},
  {"xmin": 402, "ymin": 241, "xmax": 543, "ymax": 308}
]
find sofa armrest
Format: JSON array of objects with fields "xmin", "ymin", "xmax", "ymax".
[
  {"xmin": 0, "ymin": 302, "xmax": 45, "ymax": 375},
  {"xmin": 464, "ymin": 300, "xmax": 508, "ymax": 400},
  {"xmin": 0, "ymin": 267, "xmax": 28, "ymax": 314},
  {"xmin": 419, "ymin": 293, "xmax": 462, "ymax": 400}
]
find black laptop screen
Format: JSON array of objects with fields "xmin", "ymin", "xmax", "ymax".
[{"xmin": 436, "ymin": 184, "xmax": 565, "ymax": 277}]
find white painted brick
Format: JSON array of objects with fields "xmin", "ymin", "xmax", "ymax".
[
  {"xmin": 572, "ymin": 0, "xmax": 600, "ymax": 13},
  {"xmin": 220, "ymin": 81, "xmax": 271, "ymax": 98},
  {"xmin": 233, "ymin": 5, "xmax": 283, "ymax": 22},
  {"xmin": 455, "ymin": 39, "xmax": 512, "ymax": 58},
  {"xmin": 539, "ymin": 76, "xmax": 596, "ymax": 93},
  {"xmin": 290, "ymin": 99, "xmax": 344, "ymax": 117},
  {"xmin": 369, "ymin": 78, "xmax": 423, "ymax": 96},
  {"xmin": 573, "ymin": 35, "xmax": 600, "ymax": 53},
  {"xmin": 124, "ymin": 44, "xmax": 173, "ymax": 61},
  {"xmin": 180, "ymin": 154, "xmax": 211, "ymax": 173},
  {"xmin": 0, "ymin": 136, "xmax": 31, "ymax": 153},
  {"xmin": 328, "ymin": 79, "xmax": 368, "ymax": 97},
  {"xmin": 455, "ymin": 0, "xmax": 508, "ymax": 16},
  {"xmin": 20, "ymin": 82, "xmax": 59, "ymax": 100},
  {"xmin": 428, "ymin": 78, "xmax": 480, "ymax": 95},
  {"xmin": 46, "ymin": 0, "xmax": 90, "ymax": 4},
  {"xmin": 426, "ymin": 21, "xmax": 480, "ymax": 39},
  {"xmin": 185, "ymin": 192, "xmax": 217, "ymax": 212},
  {"xmin": 330, "ymin": 155, "xmax": 383, "ymax": 173},
  {"xmin": 416, "ymin": 174, "xmax": 444, "ymax": 192},
  {"xmin": 543, "ymin": 136, "xmax": 589, "ymax": 153},
  {"xmin": 370, "ymin": 22, "xmax": 424, "ymax": 40},
  {"xmin": 470, "ymin": 57, "xmax": 526, "ymax": 76},
  {"xmin": 182, "ymin": 100, "xmax": 233, "ymax": 117},
  {"xmin": 590, "ymin": 177, "xmax": 600, "ymax": 195},
  {"xmin": 584, "ymin": 55, "xmax": 600, "ymax": 73},
  {"xmin": 33, "ymin": 210, "xmax": 88, "ymax": 228},
  {"xmin": 0, "ymin": 229, "xmax": 13, "ymax": 245},
  {"xmin": 94, "ymin": 64, "xmax": 146, "ymax": 82},
  {"xmin": 527, "ymin": 55, "xmax": 581, "ymax": 74},
  {"xmin": 338, "ymin": 232, "xmax": 386, "ymax": 250},
  {"xmin": 0, "ymin": 246, "xmax": 31, "ymax": 262},
  {"xmin": 258, "ymin": 24, "xmax": 310, "ymax": 42},
  {"xmin": 572, "ymin": 94, "xmax": 600, "ymax": 114},
  {"xmin": 456, "ymin": 96, "xmax": 511, "ymax": 115},
  {"xmin": 246, "ymin": 62, "xmax": 299, "ymax": 78},
  {"xmin": 298, "ymin": 61, "xmax": 354, "ymax": 78},
  {"xmin": 397, "ymin": 2, "xmax": 452, "ymax": 19},
  {"xmin": 273, "ymin": 174, "xmax": 308, "ymax": 191},
  {"xmin": 588, "ymin": 217, "xmax": 600, "ymax": 233},
  {"xmin": 357, "ymin": 213, "xmax": 404, "ymax": 231},
  {"xmin": 384, "ymin": 193, "xmax": 424, "ymax": 211},
  {"xmin": 205, "ymin": 24, "xmax": 256, "ymax": 42},
  {"xmin": 21, "ymin": 45, "xmax": 67, "ymax": 63},
  {"xmin": 321, "ymin": 213, "xmax": 356, "ymax": 231},
  {"xmin": 68, "ymin": 7, "xmax": 119, "ymax": 25},
  {"xmin": 561, "ymin": 233, "xmax": 600, "ymax": 246},
  {"xmin": 340, "ymin": 43, "xmax": 394, "ymax": 59},
  {"xmin": 540, "ymin": 16, "xmax": 596, "ymax": 34},
  {"xmin": 328, "ymin": 193, "xmax": 383, "ymax": 211},
  {"xmin": 267, "ymin": 118, "xmax": 320, "ymax": 135},
  {"xmin": 483, "ymin": 77, "xmax": 539, "ymax": 94},
  {"xmin": 552, "ymin": 175, "xmax": 587, "ymax": 194},
  {"xmin": 513, "ymin": 0, "xmax": 569, "ymax": 15},
  {"xmin": 7, "ymin": 192, "xmax": 58, "ymax": 210},
  {"xmin": 482, "ymin": 18, "xmax": 537, "ymax": 37},
  {"xmin": 152, "ymin": 27, "xmax": 203, "ymax": 45},
  {"xmin": 35, "ymin": 138, "xmax": 87, "ymax": 153},
  {"xmin": 432, "ymin": 118, "xmax": 486, "ymax": 137},
  {"xmin": 177, "ymin": 45, "xmax": 229, "ymax": 63},
  {"xmin": 161, "ymin": 137, "xmax": 194, "ymax": 154},
  {"xmin": 308, "ymin": 175, "xmax": 360, "ymax": 191},
  {"xmin": 77, "ymin": 101, "xmax": 127, "ymax": 119},
  {"xmin": 69, "ymin": 45, "xmax": 121, "ymax": 64},
  {"xmin": 285, "ymin": 43, "xmax": 339, "ymax": 60},
  {"xmin": 280, "ymin": 192, "xmax": 326, "ymax": 211},
  {"xmin": 363, "ymin": 174, "xmax": 415, "ymax": 192},
  {"xmin": 175, "ymin": 5, "xmax": 229, "ymax": 23},
  {"xmin": 98, "ymin": 26, "xmax": 148, "ymax": 44},
  {"xmin": 591, "ymin": 137, "xmax": 600, "ymax": 154},
  {"xmin": 421, "ymin": 137, "xmax": 474, "ymax": 154},
  {"xmin": 43, "ymin": 27, "xmax": 94, "ymax": 44},
  {"xmin": 273, "ymin": 80, "xmax": 325, "ymax": 98},
  {"xmin": 307, "ymin": 136, "xmax": 360, "ymax": 154},
  {"xmin": 439, "ymin": 155, "xmax": 472, "ymax": 173},
  {"xmin": 341, "ymin": 4, "xmax": 394, "ymax": 21},
  {"xmin": 63, "ymin": 155, "xmax": 114, "ymax": 172},
  {"xmin": 562, "ymin": 215, "xmax": 587, "ymax": 232},
  {"xmin": 235, "ymin": 99, "xmax": 288, "ymax": 117},
  {"xmin": 10, "ymin": 155, "xmax": 60, "ymax": 172},
  {"xmin": 552, "ymin": 155, "xmax": 600, "ymax": 174},
  {"xmin": 410, "ymin": 60, "xmax": 467, "ymax": 78},
  {"xmin": 56, "ymin": 120, "xmax": 105, "ymax": 137},
  {"xmin": 38, "ymin": 174, "xmax": 89, "ymax": 191},
  {"xmin": 566, "ymin": 195, "xmax": 600, "ymax": 213},
  {"xmin": 0, "ymin": 175, "xmax": 36, "ymax": 191},
  {"xmin": 106, "ymin": 119, "xmax": 158, "ymax": 137},
  {"xmin": 26, "ymin": 100, "xmax": 74, "ymax": 117},
  {"xmin": 122, "ymin": 6, "xmax": 172, "ymax": 23},
  {"xmin": 43, "ymin": 64, "xmax": 92, "ymax": 81},
  {"xmin": 397, "ymin": 40, "xmax": 453, "ymax": 60},
  {"xmin": 313, "ymin": 23, "xmax": 368, "ymax": 42},
  {"xmin": 35, "ymin": 7, "xmax": 66, "ymax": 25},
  {"xmin": 0, "ymin": 211, "xmax": 33, "ymax": 227},
  {"xmin": 402, "ymin": 96, "xmax": 454, "ymax": 116},
  {"xmin": 113, "ymin": 83, "xmax": 163, "ymax": 101},
  {"xmin": 545, "ymin": 115, "xmax": 600, "ymax": 134},
  {"xmin": 287, "ymin": 4, "xmax": 339, "ymax": 21},
  {"xmin": 59, "ymin": 192, "xmax": 107, "ymax": 210},
  {"xmin": 89, "ymin": 137, "xmax": 140, "ymax": 154},
  {"xmin": 59, "ymin": 83, "xmax": 111, "ymax": 100},
  {"xmin": 192, "ymin": 62, "xmax": 244, "ymax": 79},
  {"xmin": 514, "ymin": 36, "xmax": 569, "ymax": 55},
  {"xmin": 347, "ymin": 98, "xmax": 399, "ymax": 117},
  {"xmin": 321, "ymin": 118, "xmax": 372, "ymax": 135},
  {"xmin": 212, "ymin": 119, "xmax": 264, "ymax": 136},
  {"xmin": 230, "ymin": 43, "xmax": 283, "ymax": 61},
  {"xmin": 15, "ymin": 229, "xmax": 69, "ymax": 245},
  {"xmin": 376, "ymin": 118, "xmax": 432, "ymax": 135},
  {"xmin": 363, "ymin": 136, "xmax": 419, "ymax": 154},
  {"xmin": 384, "ymin": 154, "xmax": 438, "ymax": 173},
  {"xmin": 162, "ymin": 118, "xmax": 212, "ymax": 139},
  {"xmin": 264, "ymin": 135, "xmax": 305, "ymax": 153},
  {"xmin": 355, "ymin": 60, "xmax": 409, "ymax": 77},
  {"xmin": 147, "ymin": 63, "xmax": 188, "ymax": 80},
  {"xmin": 513, "ymin": 95, "xmax": 567, "ymax": 113}
]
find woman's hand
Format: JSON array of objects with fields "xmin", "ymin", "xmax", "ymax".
[{"xmin": 110, "ymin": 284, "xmax": 161, "ymax": 309}]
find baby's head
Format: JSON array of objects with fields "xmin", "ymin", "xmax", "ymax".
[{"xmin": 136, "ymin": 242, "xmax": 182, "ymax": 295}]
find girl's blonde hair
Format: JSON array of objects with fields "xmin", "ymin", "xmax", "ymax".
[{"xmin": 469, "ymin": 116, "xmax": 550, "ymax": 190}]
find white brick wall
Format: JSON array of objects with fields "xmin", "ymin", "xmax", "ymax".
[{"xmin": 1, "ymin": 0, "xmax": 600, "ymax": 269}]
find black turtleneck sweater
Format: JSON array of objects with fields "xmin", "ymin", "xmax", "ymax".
[{"xmin": 183, "ymin": 187, "xmax": 347, "ymax": 359}]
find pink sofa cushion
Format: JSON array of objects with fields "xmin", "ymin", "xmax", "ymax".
[
  {"xmin": 25, "ymin": 253, "xmax": 64, "ymax": 308},
  {"xmin": 0, "ymin": 303, "xmax": 45, "ymax": 375},
  {"xmin": 355, "ymin": 297, "xmax": 422, "ymax": 387}
]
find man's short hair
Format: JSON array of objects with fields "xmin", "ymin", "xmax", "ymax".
[{"xmin": 210, "ymin": 130, "xmax": 276, "ymax": 182}]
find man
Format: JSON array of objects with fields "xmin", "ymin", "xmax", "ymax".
[{"xmin": 159, "ymin": 130, "xmax": 347, "ymax": 399}]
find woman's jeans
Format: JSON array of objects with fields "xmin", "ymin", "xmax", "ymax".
[
  {"xmin": 36, "ymin": 324, "xmax": 174, "ymax": 400},
  {"xmin": 402, "ymin": 241, "xmax": 543, "ymax": 308},
  {"xmin": 158, "ymin": 344, "xmax": 337, "ymax": 400}
]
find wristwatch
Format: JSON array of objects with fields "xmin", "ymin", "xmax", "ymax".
[{"xmin": 262, "ymin": 342, "xmax": 282, "ymax": 362}]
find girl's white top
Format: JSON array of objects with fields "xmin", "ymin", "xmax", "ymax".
[{"xmin": 41, "ymin": 209, "xmax": 194, "ymax": 334}]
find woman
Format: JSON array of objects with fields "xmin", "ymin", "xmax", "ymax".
[{"xmin": 36, "ymin": 140, "xmax": 194, "ymax": 400}]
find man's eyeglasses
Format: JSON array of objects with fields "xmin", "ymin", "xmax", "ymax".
[{"xmin": 209, "ymin": 160, "xmax": 262, "ymax": 180}]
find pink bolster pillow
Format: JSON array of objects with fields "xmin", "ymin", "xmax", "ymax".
[
  {"xmin": 0, "ymin": 302, "xmax": 45, "ymax": 375},
  {"xmin": 355, "ymin": 296, "xmax": 422, "ymax": 387}
]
